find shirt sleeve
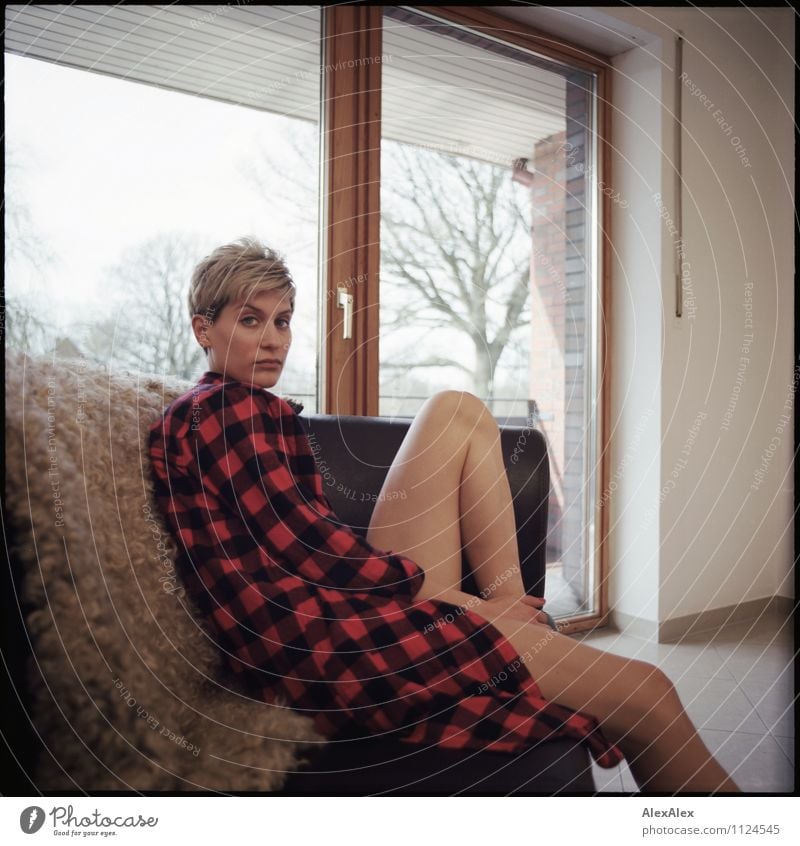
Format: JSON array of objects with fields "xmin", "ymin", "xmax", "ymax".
[{"xmin": 189, "ymin": 384, "xmax": 425, "ymax": 599}]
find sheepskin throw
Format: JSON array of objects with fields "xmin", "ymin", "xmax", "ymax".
[{"xmin": 4, "ymin": 350, "xmax": 323, "ymax": 791}]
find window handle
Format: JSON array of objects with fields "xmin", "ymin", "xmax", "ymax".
[{"xmin": 337, "ymin": 287, "xmax": 354, "ymax": 340}]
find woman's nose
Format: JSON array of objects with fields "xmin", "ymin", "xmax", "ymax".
[{"xmin": 260, "ymin": 328, "xmax": 280, "ymax": 348}]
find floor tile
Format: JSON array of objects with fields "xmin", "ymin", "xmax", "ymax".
[
  {"xmin": 591, "ymin": 759, "xmax": 623, "ymax": 793},
  {"xmin": 738, "ymin": 670, "xmax": 796, "ymax": 738},
  {"xmin": 576, "ymin": 630, "xmax": 735, "ymax": 681},
  {"xmin": 673, "ymin": 675, "xmax": 768, "ymax": 734},
  {"xmin": 716, "ymin": 641, "xmax": 795, "ymax": 685},
  {"xmin": 618, "ymin": 759, "xmax": 639, "ymax": 793},
  {"xmin": 545, "ymin": 564, "xmax": 581, "ymax": 618},
  {"xmin": 772, "ymin": 732, "xmax": 795, "ymax": 767},
  {"xmin": 699, "ymin": 728, "xmax": 795, "ymax": 793}
]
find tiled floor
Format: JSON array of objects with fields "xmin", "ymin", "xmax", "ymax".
[
  {"xmin": 572, "ymin": 609, "xmax": 796, "ymax": 793},
  {"xmin": 545, "ymin": 562, "xmax": 584, "ymax": 617}
]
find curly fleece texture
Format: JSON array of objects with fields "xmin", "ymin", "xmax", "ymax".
[{"xmin": 5, "ymin": 350, "xmax": 323, "ymax": 791}]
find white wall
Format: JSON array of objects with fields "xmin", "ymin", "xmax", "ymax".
[
  {"xmin": 605, "ymin": 43, "xmax": 663, "ymax": 626},
  {"xmin": 606, "ymin": 7, "xmax": 794, "ymax": 630}
]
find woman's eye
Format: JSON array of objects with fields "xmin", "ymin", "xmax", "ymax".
[
  {"xmin": 276, "ymin": 318, "xmax": 291, "ymax": 328},
  {"xmin": 241, "ymin": 316, "xmax": 258, "ymax": 326}
]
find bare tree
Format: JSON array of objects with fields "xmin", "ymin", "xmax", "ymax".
[
  {"xmin": 239, "ymin": 122, "xmax": 318, "ymax": 229},
  {"xmin": 2, "ymin": 293, "xmax": 52, "ymax": 355},
  {"xmin": 380, "ymin": 142, "xmax": 531, "ymax": 402},
  {"xmin": 5, "ymin": 145, "xmax": 57, "ymax": 276},
  {"xmin": 77, "ymin": 232, "xmax": 207, "ymax": 379},
  {"xmin": 4, "ymin": 144, "xmax": 59, "ymax": 354},
  {"xmin": 247, "ymin": 129, "xmax": 531, "ymax": 405}
]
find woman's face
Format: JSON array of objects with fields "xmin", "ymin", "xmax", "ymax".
[{"xmin": 192, "ymin": 287, "xmax": 293, "ymax": 389}]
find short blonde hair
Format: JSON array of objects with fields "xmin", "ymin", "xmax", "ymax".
[{"xmin": 187, "ymin": 237, "xmax": 295, "ymax": 323}]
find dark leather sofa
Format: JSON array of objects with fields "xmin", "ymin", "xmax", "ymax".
[
  {"xmin": 1, "ymin": 399, "xmax": 596, "ymax": 795},
  {"xmin": 276, "ymin": 412, "xmax": 596, "ymax": 794}
]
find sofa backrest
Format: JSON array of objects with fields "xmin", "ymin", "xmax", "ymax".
[{"xmin": 302, "ymin": 413, "xmax": 550, "ymax": 598}]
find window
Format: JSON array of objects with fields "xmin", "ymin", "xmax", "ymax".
[
  {"xmin": 4, "ymin": 4, "xmax": 612, "ymax": 629},
  {"xmin": 5, "ymin": 4, "xmax": 322, "ymax": 410}
]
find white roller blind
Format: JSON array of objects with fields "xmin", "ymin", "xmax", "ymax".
[
  {"xmin": 5, "ymin": 4, "xmax": 573, "ymax": 164},
  {"xmin": 4, "ymin": 5, "xmax": 322, "ymax": 122},
  {"xmin": 382, "ymin": 6, "xmax": 568, "ymax": 165}
]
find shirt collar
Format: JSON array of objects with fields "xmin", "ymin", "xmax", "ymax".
[{"xmin": 197, "ymin": 370, "xmax": 267, "ymax": 391}]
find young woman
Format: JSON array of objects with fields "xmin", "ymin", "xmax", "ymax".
[{"xmin": 148, "ymin": 237, "xmax": 739, "ymax": 794}]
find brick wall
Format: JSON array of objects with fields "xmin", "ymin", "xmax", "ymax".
[
  {"xmin": 530, "ymin": 132, "xmax": 566, "ymax": 559},
  {"xmin": 529, "ymin": 74, "xmax": 591, "ymax": 607}
]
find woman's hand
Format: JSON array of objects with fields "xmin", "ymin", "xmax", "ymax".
[
  {"xmin": 480, "ymin": 594, "xmax": 550, "ymax": 627},
  {"xmin": 414, "ymin": 584, "xmax": 551, "ymax": 629}
]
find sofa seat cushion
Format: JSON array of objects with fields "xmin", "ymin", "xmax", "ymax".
[{"xmin": 280, "ymin": 735, "xmax": 595, "ymax": 794}]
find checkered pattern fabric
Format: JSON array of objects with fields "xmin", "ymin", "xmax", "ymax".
[{"xmin": 148, "ymin": 371, "xmax": 624, "ymax": 768}]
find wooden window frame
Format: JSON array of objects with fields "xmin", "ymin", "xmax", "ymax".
[
  {"xmin": 321, "ymin": 6, "xmax": 613, "ymax": 633},
  {"xmin": 320, "ymin": 5, "xmax": 383, "ymax": 416}
]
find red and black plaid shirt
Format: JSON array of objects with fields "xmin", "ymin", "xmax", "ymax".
[{"xmin": 148, "ymin": 371, "xmax": 624, "ymax": 768}]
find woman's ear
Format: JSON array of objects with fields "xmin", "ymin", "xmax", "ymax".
[{"xmin": 191, "ymin": 314, "xmax": 211, "ymax": 349}]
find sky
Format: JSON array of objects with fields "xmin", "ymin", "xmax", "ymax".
[{"xmin": 5, "ymin": 52, "xmax": 319, "ymax": 328}]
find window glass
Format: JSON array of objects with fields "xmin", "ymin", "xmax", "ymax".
[
  {"xmin": 380, "ymin": 7, "xmax": 598, "ymax": 618},
  {"xmin": 4, "ymin": 6, "xmax": 321, "ymax": 409}
]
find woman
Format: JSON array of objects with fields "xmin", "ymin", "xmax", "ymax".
[{"xmin": 148, "ymin": 237, "xmax": 739, "ymax": 794}]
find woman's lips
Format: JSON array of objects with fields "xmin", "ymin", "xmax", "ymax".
[{"xmin": 256, "ymin": 360, "xmax": 282, "ymax": 367}]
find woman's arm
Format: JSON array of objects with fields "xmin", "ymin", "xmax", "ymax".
[{"xmin": 189, "ymin": 385, "xmax": 424, "ymax": 598}]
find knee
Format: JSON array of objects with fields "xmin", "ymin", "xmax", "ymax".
[
  {"xmin": 621, "ymin": 660, "xmax": 683, "ymax": 728},
  {"xmin": 425, "ymin": 390, "xmax": 491, "ymax": 430}
]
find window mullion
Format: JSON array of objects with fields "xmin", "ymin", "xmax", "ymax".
[{"xmin": 320, "ymin": 5, "xmax": 383, "ymax": 416}]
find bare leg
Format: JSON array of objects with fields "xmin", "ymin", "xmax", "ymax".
[
  {"xmin": 489, "ymin": 615, "xmax": 740, "ymax": 793},
  {"xmin": 367, "ymin": 390, "xmax": 523, "ymax": 598},
  {"xmin": 367, "ymin": 390, "xmax": 739, "ymax": 794}
]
